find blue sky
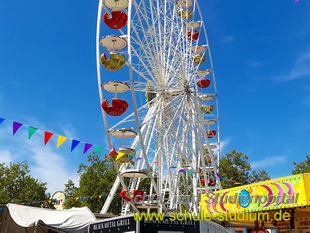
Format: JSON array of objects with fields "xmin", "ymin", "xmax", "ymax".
[{"xmin": 1, "ymin": 0, "xmax": 310, "ymax": 194}]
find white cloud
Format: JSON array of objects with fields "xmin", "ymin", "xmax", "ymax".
[
  {"xmin": 0, "ymin": 150, "xmax": 16, "ymax": 164},
  {"xmin": 62, "ymin": 123, "xmax": 77, "ymax": 139},
  {"xmin": 29, "ymin": 144, "xmax": 79, "ymax": 194},
  {"xmin": 251, "ymin": 156, "xmax": 287, "ymax": 169},
  {"xmin": 220, "ymin": 138, "xmax": 231, "ymax": 151},
  {"xmin": 0, "ymin": 119, "xmax": 80, "ymax": 194},
  {"xmin": 274, "ymin": 51, "xmax": 310, "ymax": 81}
]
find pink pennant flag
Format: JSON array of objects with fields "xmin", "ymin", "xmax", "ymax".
[
  {"xmin": 13, "ymin": 122, "xmax": 23, "ymax": 135},
  {"xmin": 83, "ymin": 143, "xmax": 93, "ymax": 154}
]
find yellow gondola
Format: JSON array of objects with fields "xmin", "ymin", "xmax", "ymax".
[
  {"xmin": 192, "ymin": 55, "xmax": 206, "ymax": 65},
  {"xmin": 177, "ymin": 10, "xmax": 193, "ymax": 20},
  {"xmin": 100, "ymin": 52, "xmax": 126, "ymax": 71}
]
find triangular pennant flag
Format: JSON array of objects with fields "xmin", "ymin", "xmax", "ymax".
[
  {"xmin": 95, "ymin": 146, "xmax": 103, "ymax": 154},
  {"xmin": 71, "ymin": 139, "xmax": 80, "ymax": 151},
  {"xmin": 13, "ymin": 122, "xmax": 23, "ymax": 135},
  {"xmin": 44, "ymin": 131, "xmax": 54, "ymax": 145},
  {"xmin": 216, "ymin": 173, "xmax": 223, "ymax": 179},
  {"xmin": 0, "ymin": 118, "xmax": 5, "ymax": 124},
  {"xmin": 57, "ymin": 135, "xmax": 67, "ymax": 148},
  {"xmin": 83, "ymin": 143, "xmax": 93, "ymax": 154},
  {"xmin": 28, "ymin": 126, "xmax": 38, "ymax": 139}
]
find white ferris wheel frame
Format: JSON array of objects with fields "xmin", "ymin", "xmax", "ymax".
[{"xmin": 95, "ymin": 0, "xmax": 222, "ymax": 215}]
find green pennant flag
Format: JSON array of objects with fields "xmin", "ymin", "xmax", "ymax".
[
  {"xmin": 95, "ymin": 146, "xmax": 104, "ymax": 154},
  {"xmin": 28, "ymin": 126, "xmax": 38, "ymax": 139}
]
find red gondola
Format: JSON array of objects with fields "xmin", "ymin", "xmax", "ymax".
[
  {"xmin": 119, "ymin": 190, "xmax": 145, "ymax": 203},
  {"xmin": 103, "ymin": 11, "xmax": 128, "ymax": 29},
  {"xmin": 197, "ymin": 79, "xmax": 210, "ymax": 88},
  {"xmin": 187, "ymin": 30, "xmax": 199, "ymax": 41},
  {"xmin": 101, "ymin": 98, "xmax": 129, "ymax": 116},
  {"xmin": 207, "ymin": 130, "xmax": 216, "ymax": 138},
  {"xmin": 208, "ymin": 178, "xmax": 216, "ymax": 186}
]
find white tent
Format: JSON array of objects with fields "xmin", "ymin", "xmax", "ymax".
[{"xmin": 1, "ymin": 203, "xmax": 97, "ymax": 233}]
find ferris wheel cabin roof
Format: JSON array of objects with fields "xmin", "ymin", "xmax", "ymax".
[
  {"xmin": 204, "ymin": 120, "xmax": 217, "ymax": 125},
  {"xmin": 196, "ymin": 69, "xmax": 212, "ymax": 76},
  {"xmin": 198, "ymin": 94, "xmax": 214, "ymax": 101},
  {"xmin": 102, "ymin": 81, "xmax": 130, "ymax": 93},
  {"xmin": 178, "ymin": 0, "xmax": 193, "ymax": 8},
  {"xmin": 103, "ymin": 0, "xmax": 128, "ymax": 10},
  {"xmin": 191, "ymin": 45, "xmax": 208, "ymax": 53},
  {"xmin": 120, "ymin": 169, "xmax": 148, "ymax": 178},
  {"xmin": 186, "ymin": 21, "xmax": 201, "ymax": 29},
  {"xmin": 99, "ymin": 35, "xmax": 127, "ymax": 51},
  {"xmin": 110, "ymin": 129, "xmax": 137, "ymax": 138}
]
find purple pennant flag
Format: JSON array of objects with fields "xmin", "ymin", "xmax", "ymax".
[
  {"xmin": 83, "ymin": 143, "xmax": 93, "ymax": 154},
  {"xmin": 178, "ymin": 169, "xmax": 187, "ymax": 173},
  {"xmin": 71, "ymin": 139, "xmax": 80, "ymax": 151},
  {"xmin": 0, "ymin": 118, "xmax": 5, "ymax": 124},
  {"xmin": 13, "ymin": 122, "xmax": 23, "ymax": 135},
  {"xmin": 216, "ymin": 173, "xmax": 223, "ymax": 179}
]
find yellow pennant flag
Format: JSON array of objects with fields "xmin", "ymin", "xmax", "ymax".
[
  {"xmin": 57, "ymin": 135, "xmax": 67, "ymax": 148},
  {"xmin": 116, "ymin": 152, "xmax": 127, "ymax": 161}
]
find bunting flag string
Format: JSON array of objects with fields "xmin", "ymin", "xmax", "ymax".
[
  {"xmin": 0, "ymin": 116, "xmax": 110, "ymax": 155},
  {"xmin": 177, "ymin": 169, "xmax": 241, "ymax": 184}
]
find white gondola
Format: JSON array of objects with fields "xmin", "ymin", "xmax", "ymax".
[
  {"xmin": 198, "ymin": 94, "xmax": 214, "ymax": 101},
  {"xmin": 191, "ymin": 45, "xmax": 208, "ymax": 53},
  {"xmin": 186, "ymin": 21, "xmax": 201, "ymax": 29},
  {"xmin": 196, "ymin": 69, "xmax": 212, "ymax": 76},
  {"xmin": 178, "ymin": 0, "xmax": 193, "ymax": 8},
  {"xmin": 102, "ymin": 81, "xmax": 130, "ymax": 93},
  {"xmin": 103, "ymin": 0, "xmax": 128, "ymax": 10},
  {"xmin": 204, "ymin": 120, "xmax": 216, "ymax": 125},
  {"xmin": 99, "ymin": 35, "xmax": 127, "ymax": 50},
  {"xmin": 120, "ymin": 169, "xmax": 147, "ymax": 178},
  {"xmin": 110, "ymin": 129, "xmax": 137, "ymax": 138}
]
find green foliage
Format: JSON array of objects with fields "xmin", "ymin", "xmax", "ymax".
[
  {"xmin": 62, "ymin": 152, "xmax": 122, "ymax": 214},
  {"xmin": 292, "ymin": 154, "xmax": 310, "ymax": 174},
  {"xmin": 219, "ymin": 150, "xmax": 270, "ymax": 189},
  {"xmin": 0, "ymin": 161, "xmax": 50, "ymax": 221}
]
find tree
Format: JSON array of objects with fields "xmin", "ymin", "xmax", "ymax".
[
  {"xmin": 292, "ymin": 154, "xmax": 310, "ymax": 174},
  {"xmin": 63, "ymin": 152, "xmax": 122, "ymax": 214},
  {"xmin": 0, "ymin": 161, "xmax": 50, "ymax": 221},
  {"xmin": 219, "ymin": 150, "xmax": 270, "ymax": 189}
]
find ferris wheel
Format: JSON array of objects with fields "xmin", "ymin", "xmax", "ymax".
[{"xmin": 96, "ymin": 0, "xmax": 222, "ymax": 215}]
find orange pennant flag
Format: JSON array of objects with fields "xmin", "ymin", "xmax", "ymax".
[{"xmin": 57, "ymin": 135, "xmax": 67, "ymax": 148}]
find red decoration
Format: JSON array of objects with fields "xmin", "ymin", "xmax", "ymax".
[
  {"xmin": 107, "ymin": 148, "xmax": 118, "ymax": 158},
  {"xmin": 44, "ymin": 131, "xmax": 54, "ymax": 145},
  {"xmin": 103, "ymin": 11, "xmax": 128, "ymax": 29},
  {"xmin": 197, "ymin": 79, "xmax": 210, "ymax": 88},
  {"xmin": 207, "ymin": 130, "xmax": 216, "ymax": 138},
  {"xmin": 119, "ymin": 190, "xmax": 145, "ymax": 203},
  {"xmin": 187, "ymin": 30, "xmax": 199, "ymax": 41},
  {"xmin": 208, "ymin": 178, "xmax": 216, "ymax": 186},
  {"xmin": 101, "ymin": 98, "xmax": 129, "ymax": 116},
  {"xmin": 201, "ymin": 179, "xmax": 205, "ymax": 185}
]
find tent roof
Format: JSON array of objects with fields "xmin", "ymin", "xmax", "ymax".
[{"xmin": 1, "ymin": 204, "xmax": 97, "ymax": 233}]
